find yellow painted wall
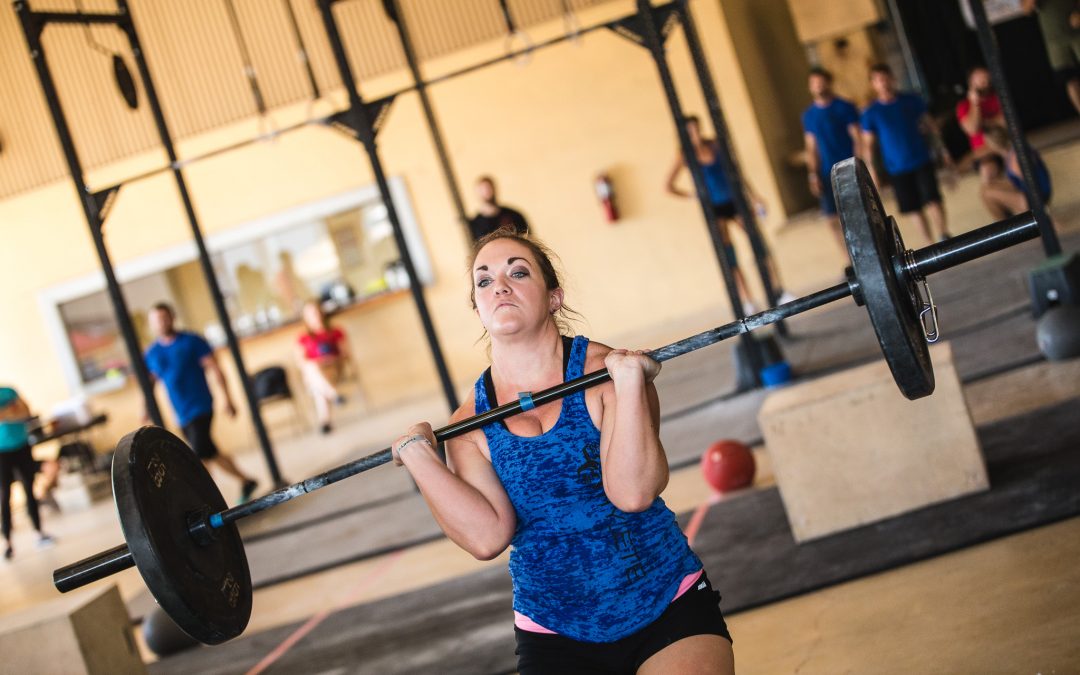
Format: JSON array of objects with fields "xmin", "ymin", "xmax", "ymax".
[
  {"xmin": 719, "ymin": 0, "xmax": 813, "ymax": 216},
  {"xmin": 0, "ymin": 0, "xmax": 797, "ymax": 454}
]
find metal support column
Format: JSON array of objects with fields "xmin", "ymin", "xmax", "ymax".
[
  {"xmin": 317, "ymin": 0, "xmax": 460, "ymax": 412},
  {"xmin": 635, "ymin": 0, "xmax": 764, "ymax": 385},
  {"xmin": 115, "ymin": 0, "xmax": 284, "ymax": 485},
  {"xmin": 675, "ymin": 0, "xmax": 786, "ymax": 336},
  {"xmin": 384, "ymin": 0, "xmax": 473, "ymax": 245},
  {"xmin": 969, "ymin": 0, "xmax": 1061, "ymax": 256},
  {"xmin": 14, "ymin": 1, "xmax": 164, "ymax": 427}
]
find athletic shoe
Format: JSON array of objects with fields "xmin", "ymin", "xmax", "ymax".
[
  {"xmin": 3, "ymin": 546, "xmax": 12, "ymax": 560},
  {"xmin": 778, "ymin": 291, "xmax": 797, "ymax": 305},
  {"xmin": 37, "ymin": 534, "xmax": 56, "ymax": 549},
  {"xmin": 321, "ymin": 423, "xmax": 333, "ymax": 435}
]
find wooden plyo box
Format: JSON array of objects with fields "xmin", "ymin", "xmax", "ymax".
[
  {"xmin": 758, "ymin": 342, "xmax": 987, "ymax": 543},
  {"xmin": 0, "ymin": 584, "xmax": 145, "ymax": 675}
]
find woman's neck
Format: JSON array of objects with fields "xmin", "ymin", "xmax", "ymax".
[{"xmin": 490, "ymin": 322, "xmax": 564, "ymax": 389}]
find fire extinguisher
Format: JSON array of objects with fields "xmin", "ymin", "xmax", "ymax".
[{"xmin": 595, "ymin": 173, "xmax": 619, "ymax": 223}]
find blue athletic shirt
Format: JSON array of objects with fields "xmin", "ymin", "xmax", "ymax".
[
  {"xmin": 861, "ymin": 92, "xmax": 932, "ymax": 175},
  {"xmin": 803, "ymin": 97, "xmax": 860, "ymax": 177},
  {"xmin": 0, "ymin": 386, "xmax": 28, "ymax": 452},
  {"xmin": 145, "ymin": 331, "xmax": 215, "ymax": 427},
  {"xmin": 477, "ymin": 335, "xmax": 702, "ymax": 643},
  {"xmin": 701, "ymin": 149, "xmax": 733, "ymax": 206}
]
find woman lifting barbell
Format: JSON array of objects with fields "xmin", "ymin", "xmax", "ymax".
[{"xmin": 391, "ymin": 229, "xmax": 734, "ymax": 674}]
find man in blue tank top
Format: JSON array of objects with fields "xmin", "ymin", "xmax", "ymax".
[
  {"xmin": 861, "ymin": 63, "xmax": 953, "ymax": 245},
  {"xmin": 802, "ymin": 66, "xmax": 861, "ymax": 253}
]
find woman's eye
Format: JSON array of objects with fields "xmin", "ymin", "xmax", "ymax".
[
  {"xmin": 477, "ymin": 278, "xmax": 491, "ymax": 288},
  {"xmin": 511, "ymin": 269, "xmax": 529, "ymax": 279}
]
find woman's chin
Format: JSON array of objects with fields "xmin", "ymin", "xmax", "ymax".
[{"xmin": 487, "ymin": 320, "xmax": 546, "ymax": 340}]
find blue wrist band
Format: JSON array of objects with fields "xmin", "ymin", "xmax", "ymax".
[{"xmin": 517, "ymin": 391, "xmax": 536, "ymax": 411}]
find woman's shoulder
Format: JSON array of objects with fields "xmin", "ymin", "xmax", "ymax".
[
  {"xmin": 449, "ymin": 388, "xmax": 479, "ymax": 424},
  {"xmin": 582, "ymin": 338, "xmax": 613, "ymax": 372}
]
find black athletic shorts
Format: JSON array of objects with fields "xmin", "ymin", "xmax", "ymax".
[
  {"xmin": 712, "ymin": 201, "xmax": 738, "ymax": 220},
  {"xmin": 181, "ymin": 413, "xmax": 220, "ymax": 460},
  {"xmin": 890, "ymin": 162, "xmax": 941, "ymax": 213},
  {"xmin": 514, "ymin": 571, "xmax": 731, "ymax": 674}
]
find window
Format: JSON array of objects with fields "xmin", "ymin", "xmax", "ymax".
[{"xmin": 44, "ymin": 179, "xmax": 430, "ymax": 393}]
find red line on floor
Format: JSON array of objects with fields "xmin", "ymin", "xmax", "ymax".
[
  {"xmin": 245, "ymin": 549, "xmax": 405, "ymax": 675},
  {"xmin": 683, "ymin": 492, "xmax": 723, "ymax": 547}
]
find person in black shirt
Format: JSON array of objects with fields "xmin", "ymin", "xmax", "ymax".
[{"xmin": 468, "ymin": 175, "xmax": 530, "ymax": 240}]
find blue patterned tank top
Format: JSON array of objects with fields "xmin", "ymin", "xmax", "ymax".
[{"xmin": 475, "ymin": 335, "xmax": 701, "ymax": 642}]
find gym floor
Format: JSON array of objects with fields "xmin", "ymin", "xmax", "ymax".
[{"xmin": 3, "ymin": 128, "xmax": 1079, "ymax": 674}]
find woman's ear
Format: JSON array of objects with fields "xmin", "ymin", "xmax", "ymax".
[{"xmin": 549, "ymin": 288, "xmax": 565, "ymax": 315}]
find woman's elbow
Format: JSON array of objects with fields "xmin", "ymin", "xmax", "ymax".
[
  {"xmin": 468, "ymin": 537, "xmax": 509, "ymax": 561},
  {"xmin": 608, "ymin": 489, "xmax": 659, "ymax": 514}
]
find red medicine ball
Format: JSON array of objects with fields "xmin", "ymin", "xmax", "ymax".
[{"xmin": 700, "ymin": 440, "xmax": 755, "ymax": 493}]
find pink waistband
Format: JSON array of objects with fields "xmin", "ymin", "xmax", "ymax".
[{"xmin": 514, "ymin": 569, "xmax": 704, "ymax": 635}]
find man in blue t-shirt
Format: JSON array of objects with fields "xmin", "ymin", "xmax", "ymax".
[
  {"xmin": 802, "ymin": 66, "xmax": 861, "ymax": 253},
  {"xmin": 145, "ymin": 303, "xmax": 257, "ymax": 502},
  {"xmin": 861, "ymin": 63, "xmax": 952, "ymax": 244}
]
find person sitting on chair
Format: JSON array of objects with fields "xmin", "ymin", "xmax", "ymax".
[{"xmin": 296, "ymin": 300, "xmax": 354, "ymax": 434}]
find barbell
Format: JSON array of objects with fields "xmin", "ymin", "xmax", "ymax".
[{"xmin": 50, "ymin": 158, "xmax": 1041, "ymax": 644}]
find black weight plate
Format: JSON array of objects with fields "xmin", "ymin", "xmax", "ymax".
[
  {"xmin": 833, "ymin": 158, "xmax": 935, "ymax": 399},
  {"xmin": 113, "ymin": 427, "xmax": 251, "ymax": 644}
]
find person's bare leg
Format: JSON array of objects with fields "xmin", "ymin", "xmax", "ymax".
[
  {"xmin": 828, "ymin": 215, "xmax": 847, "ymax": 255},
  {"xmin": 208, "ymin": 454, "xmax": 250, "ymax": 483},
  {"xmin": 977, "ymin": 154, "xmax": 1002, "ymax": 185},
  {"xmin": 908, "ymin": 210, "xmax": 934, "ymax": 245},
  {"xmin": 924, "ymin": 200, "xmax": 950, "ymax": 240},
  {"xmin": 980, "ymin": 184, "xmax": 1009, "ymax": 221},
  {"xmin": 984, "ymin": 181, "xmax": 1028, "ymax": 217},
  {"xmin": 302, "ymin": 361, "xmax": 339, "ymax": 426},
  {"xmin": 1067, "ymin": 77, "xmax": 1080, "ymax": 115},
  {"xmin": 638, "ymin": 635, "xmax": 734, "ymax": 675}
]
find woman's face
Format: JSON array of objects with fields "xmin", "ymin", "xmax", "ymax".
[
  {"xmin": 472, "ymin": 238, "xmax": 562, "ymax": 339},
  {"xmin": 686, "ymin": 120, "xmax": 702, "ymax": 145}
]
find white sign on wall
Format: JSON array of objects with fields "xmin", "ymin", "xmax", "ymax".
[{"xmin": 959, "ymin": 0, "xmax": 1027, "ymax": 29}]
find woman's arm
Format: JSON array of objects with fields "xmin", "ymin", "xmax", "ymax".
[
  {"xmin": 805, "ymin": 132, "xmax": 821, "ymax": 196},
  {"xmin": 0, "ymin": 395, "xmax": 31, "ymax": 421},
  {"xmin": 597, "ymin": 348, "xmax": 668, "ymax": 513},
  {"xmin": 394, "ymin": 410, "xmax": 517, "ymax": 560},
  {"xmin": 665, "ymin": 155, "xmax": 691, "ymax": 198}
]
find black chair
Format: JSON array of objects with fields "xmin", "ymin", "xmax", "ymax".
[{"xmin": 252, "ymin": 366, "xmax": 308, "ymax": 436}]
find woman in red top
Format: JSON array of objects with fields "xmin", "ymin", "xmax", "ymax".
[
  {"xmin": 956, "ymin": 67, "xmax": 1006, "ymax": 185},
  {"xmin": 296, "ymin": 300, "xmax": 352, "ymax": 434}
]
